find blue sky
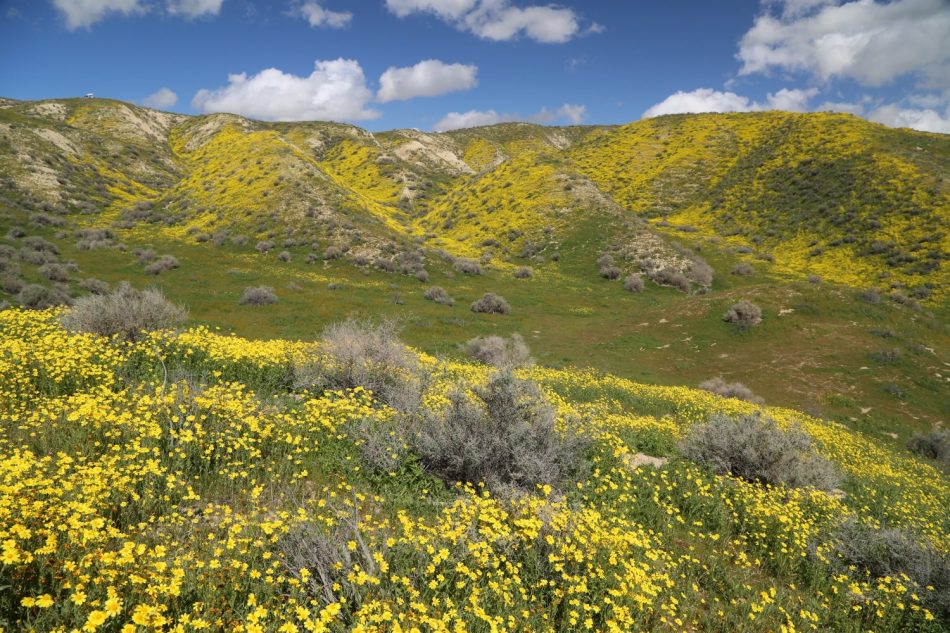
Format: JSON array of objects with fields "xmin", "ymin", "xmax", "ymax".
[{"xmin": 1, "ymin": 0, "xmax": 948, "ymax": 133}]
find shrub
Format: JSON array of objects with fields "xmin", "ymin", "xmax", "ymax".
[
  {"xmin": 454, "ymin": 258, "xmax": 482, "ymax": 275},
  {"xmin": 688, "ymin": 259, "xmax": 714, "ymax": 286},
  {"xmin": 5, "ymin": 226, "xmax": 25, "ymax": 239},
  {"xmin": 1, "ymin": 274, "xmax": 24, "ymax": 294},
  {"xmin": 78, "ymin": 278, "xmax": 109, "ymax": 295},
  {"xmin": 22, "ymin": 236, "xmax": 58, "ymax": 254},
  {"xmin": 255, "ymin": 240, "xmax": 275, "ymax": 253},
  {"xmin": 39, "ymin": 263, "xmax": 70, "ymax": 282},
  {"xmin": 19, "ymin": 248, "xmax": 57, "ymax": 266},
  {"xmin": 680, "ymin": 413, "xmax": 841, "ymax": 490},
  {"xmin": 513, "ymin": 266, "xmax": 533, "ymax": 279},
  {"xmin": 464, "ymin": 333, "xmax": 532, "ymax": 368},
  {"xmin": 807, "ymin": 274, "xmax": 822, "ymax": 284},
  {"xmin": 869, "ymin": 347, "xmax": 900, "ymax": 365},
  {"xmin": 16, "ymin": 284, "xmax": 72, "ymax": 309},
  {"xmin": 907, "ymin": 427, "xmax": 949, "ymax": 464},
  {"xmin": 144, "ymin": 255, "xmax": 180, "ymax": 275},
  {"xmin": 135, "ymin": 248, "xmax": 157, "ymax": 264},
  {"xmin": 698, "ymin": 377, "xmax": 764, "ymax": 404},
  {"xmin": 277, "ymin": 250, "xmax": 291, "ymax": 262},
  {"xmin": 323, "ymin": 245, "xmax": 342, "ymax": 260},
  {"xmin": 239, "ymin": 286, "xmax": 278, "ymax": 305},
  {"xmin": 723, "ymin": 300, "xmax": 762, "ymax": 328},
  {"xmin": 294, "ymin": 319, "xmax": 423, "ymax": 412},
  {"xmin": 623, "ymin": 274, "xmax": 645, "ymax": 293},
  {"xmin": 423, "ymin": 286, "xmax": 454, "ymax": 306},
  {"xmin": 857, "ymin": 288, "xmax": 881, "ymax": 304},
  {"xmin": 732, "ymin": 263, "xmax": 754, "ymax": 276},
  {"xmin": 599, "ymin": 265, "xmax": 621, "ymax": 280},
  {"xmin": 829, "ymin": 520, "xmax": 950, "ymax": 620},
  {"xmin": 648, "ymin": 268, "xmax": 691, "ymax": 292},
  {"xmin": 471, "ymin": 292, "xmax": 510, "ymax": 315},
  {"xmin": 413, "ymin": 370, "xmax": 588, "ymax": 493},
  {"xmin": 596, "ymin": 253, "xmax": 614, "ymax": 269},
  {"xmin": 61, "ymin": 282, "xmax": 187, "ymax": 342}
]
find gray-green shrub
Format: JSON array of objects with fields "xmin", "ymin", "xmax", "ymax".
[
  {"xmin": 239, "ymin": 286, "xmax": 278, "ymax": 305},
  {"xmin": 723, "ymin": 300, "xmax": 762, "ymax": 328},
  {"xmin": 471, "ymin": 293, "xmax": 510, "ymax": 315},
  {"xmin": 907, "ymin": 427, "xmax": 949, "ymax": 464},
  {"xmin": 413, "ymin": 370, "xmax": 588, "ymax": 493},
  {"xmin": 464, "ymin": 333, "xmax": 532, "ymax": 368},
  {"xmin": 680, "ymin": 413, "xmax": 840, "ymax": 490},
  {"xmin": 60, "ymin": 282, "xmax": 187, "ymax": 342},
  {"xmin": 698, "ymin": 377, "xmax": 764, "ymax": 404}
]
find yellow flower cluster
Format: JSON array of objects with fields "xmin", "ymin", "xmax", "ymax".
[{"xmin": 1, "ymin": 308, "xmax": 945, "ymax": 631}]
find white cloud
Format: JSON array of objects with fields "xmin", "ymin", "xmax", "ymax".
[
  {"xmin": 192, "ymin": 59, "xmax": 379, "ymax": 122},
  {"xmin": 385, "ymin": 0, "xmax": 594, "ymax": 43},
  {"xmin": 434, "ymin": 102, "xmax": 587, "ymax": 131},
  {"xmin": 765, "ymin": 87, "xmax": 818, "ymax": 111},
  {"xmin": 738, "ymin": 0, "xmax": 950, "ymax": 88},
  {"xmin": 385, "ymin": 0, "xmax": 476, "ymax": 19},
  {"xmin": 868, "ymin": 103, "xmax": 950, "ymax": 134},
  {"xmin": 377, "ymin": 60, "xmax": 477, "ymax": 102},
  {"xmin": 52, "ymin": 0, "xmax": 145, "ymax": 30},
  {"xmin": 294, "ymin": 1, "xmax": 352, "ymax": 28},
  {"xmin": 166, "ymin": 0, "xmax": 223, "ymax": 18},
  {"xmin": 643, "ymin": 87, "xmax": 819, "ymax": 117},
  {"xmin": 143, "ymin": 87, "xmax": 178, "ymax": 108}
]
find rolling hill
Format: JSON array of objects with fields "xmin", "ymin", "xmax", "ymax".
[{"xmin": 0, "ymin": 96, "xmax": 947, "ymax": 440}]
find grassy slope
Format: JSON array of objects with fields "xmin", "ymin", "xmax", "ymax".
[
  {"xmin": 1, "ymin": 307, "xmax": 947, "ymax": 631},
  {"xmin": 0, "ymin": 99, "xmax": 947, "ymax": 446}
]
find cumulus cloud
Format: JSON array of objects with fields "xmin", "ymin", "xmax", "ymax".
[
  {"xmin": 192, "ymin": 59, "xmax": 379, "ymax": 122},
  {"xmin": 868, "ymin": 103, "xmax": 950, "ymax": 134},
  {"xmin": 377, "ymin": 60, "xmax": 477, "ymax": 102},
  {"xmin": 294, "ymin": 1, "xmax": 352, "ymax": 28},
  {"xmin": 434, "ymin": 103, "xmax": 587, "ymax": 131},
  {"xmin": 166, "ymin": 0, "xmax": 223, "ymax": 18},
  {"xmin": 642, "ymin": 87, "xmax": 818, "ymax": 117},
  {"xmin": 52, "ymin": 0, "xmax": 145, "ymax": 30},
  {"xmin": 738, "ymin": 0, "xmax": 950, "ymax": 88},
  {"xmin": 385, "ymin": 0, "xmax": 596, "ymax": 43},
  {"xmin": 143, "ymin": 87, "xmax": 178, "ymax": 109}
]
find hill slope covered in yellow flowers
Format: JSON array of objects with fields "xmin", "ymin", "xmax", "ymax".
[
  {"xmin": 1, "ymin": 97, "xmax": 947, "ymax": 296},
  {"xmin": 1, "ymin": 307, "xmax": 948, "ymax": 632}
]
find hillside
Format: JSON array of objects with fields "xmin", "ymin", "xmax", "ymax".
[
  {"xmin": 0, "ymin": 308, "xmax": 947, "ymax": 631},
  {"xmin": 0, "ymin": 96, "xmax": 947, "ymax": 447}
]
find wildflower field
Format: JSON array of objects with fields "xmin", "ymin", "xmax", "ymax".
[{"xmin": 1, "ymin": 308, "xmax": 947, "ymax": 632}]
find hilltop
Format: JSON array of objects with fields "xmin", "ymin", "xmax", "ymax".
[{"xmin": 0, "ymin": 96, "xmax": 947, "ymax": 443}]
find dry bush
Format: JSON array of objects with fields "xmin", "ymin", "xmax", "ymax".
[
  {"xmin": 830, "ymin": 520, "xmax": 950, "ymax": 621},
  {"xmin": 16, "ymin": 284, "xmax": 72, "ymax": 309},
  {"xmin": 648, "ymin": 268, "xmax": 691, "ymax": 292},
  {"xmin": 39, "ymin": 263, "xmax": 70, "ymax": 282},
  {"xmin": 907, "ymin": 427, "xmax": 949, "ymax": 464},
  {"xmin": 723, "ymin": 300, "xmax": 762, "ymax": 327},
  {"xmin": 277, "ymin": 250, "xmax": 291, "ymax": 262},
  {"xmin": 599, "ymin": 265, "xmax": 621, "ymax": 280},
  {"xmin": 688, "ymin": 258, "xmax": 714, "ymax": 287},
  {"xmin": 239, "ymin": 286, "xmax": 278, "ymax": 305},
  {"xmin": 698, "ymin": 377, "xmax": 764, "ymax": 404},
  {"xmin": 61, "ymin": 282, "xmax": 187, "ymax": 342},
  {"xmin": 680, "ymin": 413, "xmax": 841, "ymax": 491},
  {"xmin": 424, "ymin": 286, "xmax": 454, "ymax": 306},
  {"xmin": 471, "ymin": 293, "xmax": 510, "ymax": 315},
  {"xmin": 144, "ymin": 255, "xmax": 180, "ymax": 275},
  {"xmin": 732, "ymin": 263, "xmax": 754, "ymax": 276},
  {"xmin": 454, "ymin": 258, "xmax": 482, "ymax": 275},
  {"xmin": 78, "ymin": 278, "xmax": 109, "ymax": 295},
  {"xmin": 294, "ymin": 319, "xmax": 424, "ymax": 412},
  {"xmin": 255, "ymin": 240, "xmax": 275, "ymax": 253},
  {"xmin": 413, "ymin": 370, "xmax": 588, "ymax": 493},
  {"xmin": 464, "ymin": 333, "xmax": 532, "ymax": 368},
  {"xmin": 623, "ymin": 275, "xmax": 645, "ymax": 293},
  {"xmin": 513, "ymin": 266, "xmax": 533, "ymax": 279}
]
